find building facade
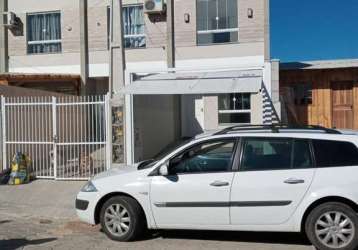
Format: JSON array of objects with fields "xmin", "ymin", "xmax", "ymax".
[
  {"xmin": 280, "ymin": 59, "xmax": 358, "ymax": 130},
  {"xmin": 6, "ymin": 0, "xmax": 279, "ymax": 162}
]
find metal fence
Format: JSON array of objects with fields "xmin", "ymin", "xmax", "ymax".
[{"xmin": 0, "ymin": 95, "xmax": 110, "ymax": 180}]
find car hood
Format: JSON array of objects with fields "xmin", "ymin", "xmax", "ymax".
[{"xmin": 92, "ymin": 164, "xmax": 139, "ymax": 181}]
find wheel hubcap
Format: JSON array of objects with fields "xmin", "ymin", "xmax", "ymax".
[
  {"xmin": 315, "ymin": 211, "xmax": 355, "ymax": 249},
  {"xmin": 104, "ymin": 204, "xmax": 131, "ymax": 237}
]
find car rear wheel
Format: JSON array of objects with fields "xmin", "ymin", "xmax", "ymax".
[
  {"xmin": 100, "ymin": 196, "xmax": 146, "ymax": 241},
  {"xmin": 305, "ymin": 202, "xmax": 358, "ymax": 250}
]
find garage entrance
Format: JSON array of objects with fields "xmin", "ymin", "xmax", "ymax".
[{"xmin": 122, "ymin": 69, "xmax": 266, "ymax": 163}]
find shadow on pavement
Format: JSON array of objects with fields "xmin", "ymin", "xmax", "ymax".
[
  {"xmin": 0, "ymin": 220, "xmax": 12, "ymax": 225},
  {"xmin": 157, "ymin": 230, "xmax": 311, "ymax": 246},
  {"xmin": 0, "ymin": 237, "xmax": 57, "ymax": 250},
  {"xmin": 99, "ymin": 228, "xmax": 311, "ymax": 245}
]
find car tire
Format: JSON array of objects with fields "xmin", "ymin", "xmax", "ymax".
[
  {"xmin": 305, "ymin": 202, "xmax": 358, "ymax": 250},
  {"xmin": 100, "ymin": 195, "xmax": 146, "ymax": 241}
]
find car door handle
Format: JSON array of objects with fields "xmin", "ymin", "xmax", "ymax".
[
  {"xmin": 210, "ymin": 181, "xmax": 230, "ymax": 187},
  {"xmin": 284, "ymin": 178, "xmax": 305, "ymax": 184}
]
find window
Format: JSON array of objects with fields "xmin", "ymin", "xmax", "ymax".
[
  {"xmin": 218, "ymin": 93, "xmax": 251, "ymax": 124},
  {"xmin": 292, "ymin": 140, "xmax": 313, "ymax": 169},
  {"xmin": 169, "ymin": 139, "xmax": 236, "ymax": 174},
  {"xmin": 312, "ymin": 139, "xmax": 358, "ymax": 167},
  {"xmin": 27, "ymin": 12, "xmax": 61, "ymax": 54},
  {"xmin": 241, "ymin": 138, "xmax": 313, "ymax": 171},
  {"xmin": 292, "ymin": 83, "xmax": 312, "ymax": 105},
  {"xmin": 196, "ymin": 0, "xmax": 238, "ymax": 45},
  {"xmin": 107, "ymin": 5, "xmax": 146, "ymax": 49}
]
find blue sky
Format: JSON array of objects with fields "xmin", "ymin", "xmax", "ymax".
[{"xmin": 270, "ymin": 0, "xmax": 358, "ymax": 62}]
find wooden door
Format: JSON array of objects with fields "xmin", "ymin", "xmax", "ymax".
[{"xmin": 332, "ymin": 81, "xmax": 354, "ymax": 129}]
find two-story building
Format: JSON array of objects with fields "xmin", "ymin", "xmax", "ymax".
[{"xmin": 5, "ymin": 0, "xmax": 279, "ymax": 163}]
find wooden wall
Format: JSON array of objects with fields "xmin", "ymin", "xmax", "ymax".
[{"xmin": 280, "ymin": 68, "xmax": 358, "ymax": 129}]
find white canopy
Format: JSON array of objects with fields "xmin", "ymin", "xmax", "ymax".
[{"xmin": 120, "ymin": 69, "xmax": 263, "ymax": 95}]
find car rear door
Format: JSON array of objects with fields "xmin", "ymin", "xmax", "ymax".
[{"xmin": 230, "ymin": 137, "xmax": 315, "ymax": 225}]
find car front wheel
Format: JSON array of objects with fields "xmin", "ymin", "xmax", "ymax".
[
  {"xmin": 305, "ymin": 202, "xmax": 358, "ymax": 250},
  {"xmin": 100, "ymin": 196, "xmax": 145, "ymax": 241}
]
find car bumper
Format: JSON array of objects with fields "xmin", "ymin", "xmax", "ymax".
[{"xmin": 75, "ymin": 191, "xmax": 100, "ymax": 225}]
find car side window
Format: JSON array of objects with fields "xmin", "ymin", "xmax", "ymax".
[
  {"xmin": 292, "ymin": 139, "xmax": 313, "ymax": 168},
  {"xmin": 169, "ymin": 139, "xmax": 236, "ymax": 175},
  {"xmin": 312, "ymin": 139, "xmax": 358, "ymax": 167},
  {"xmin": 241, "ymin": 138, "xmax": 313, "ymax": 171}
]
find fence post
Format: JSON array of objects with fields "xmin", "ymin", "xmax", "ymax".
[
  {"xmin": 52, "ymin": 97, "xmax": 57, "ymax": 179},
  {"xmin": 105, "ymin": 93, "xmax": 111, "ymax": 170},
  {"xmin": 1, "ymin": 96, "xmax": 6, "ymax": 170}
]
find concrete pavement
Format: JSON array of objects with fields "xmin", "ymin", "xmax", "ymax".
[
  {"xmin": 0, "ymin": 180, "xmax": 315, "ymax": 250},
  {"xmin": 0, "ymin": 180, "xmax": 84, "ymax": 219}
]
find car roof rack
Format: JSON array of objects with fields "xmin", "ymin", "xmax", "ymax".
[{"xmin": 214, "ymin": 124, "xmax": 341, "ymax": 135}]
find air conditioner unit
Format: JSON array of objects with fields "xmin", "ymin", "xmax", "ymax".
[
  {"xmin": 3, "ymin": 12, "xmax": 20, "ymax": 29},
  {"xmin": 144, "ymin": 0, "xmax": 165, "ymax": 14}
]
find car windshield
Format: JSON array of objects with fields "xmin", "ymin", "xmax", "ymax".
[{"xmin": 137, "ymin": 137, "xmax": 192, "ymax": 170}]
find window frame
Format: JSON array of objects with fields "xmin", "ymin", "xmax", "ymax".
[
  {"xmin": 107, "ymin": 4, "xmax": 146, "ymax": 50},
  {"xmin": 26, "ymin": 10, "xmax": 62, "ymax": 55},
  {"xmin": 165, "ymin": 138, "xmax": 240, "ymax": 175},
  {"xmin": 237, "ymin": 137, "xmax": 315, "ymax": 172},
  {"xmin": 218, "ymin": 93, "xmax": 251, "ymax": 125},
  {"xmin": 196, "ymin": 0, "xmax": 239, "ymax": 45}
]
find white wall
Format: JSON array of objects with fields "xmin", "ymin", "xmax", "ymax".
[
  {"xmin": 180, "ymin": 91, "xmax": 263, "ymax": 135},
  {"xmin": 251, "ymin": 92, "xmax": 263, "ymax": 124},
  {"xmin": 181, "ymin": 95, "xmax": 205, "ymax": 137}
]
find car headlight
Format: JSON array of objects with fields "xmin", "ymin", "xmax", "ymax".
[{"xmin": 81, "ymin": 180, "xmax": 98, "ymax": 192}]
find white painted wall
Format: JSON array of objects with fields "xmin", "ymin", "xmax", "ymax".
[
  {"xmin": 203, "ymin": 95, "xmax": 219, "ymax": 130},
  {"xmin": 180, "ymin": 91, "xmax": 263, "ymax": 135},
  {"xmin": 10, "ymin": 54, "xmax": 265, "ymax": 77},
  {"xmin": 181, "ymin": 95, "xmax": 205, "ymax": 137},
  {"xmin": 251, "ymin": 92, "xmax": 263, "ymax": 124}
]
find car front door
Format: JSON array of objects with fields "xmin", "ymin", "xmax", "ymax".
[
  {"xmin": 150, "ymin": 138, "xmax": 238, "ymax": 228},
  {"xmin": 230, "ymin": 137, "xmax": 315, "ymax": 225}
]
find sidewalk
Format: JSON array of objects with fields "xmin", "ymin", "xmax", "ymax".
[
  {"xmin": 0, "ymin": 180, "xmax": 314, "ymax": 250},
  {"xmin": 0, "ymin": 180, "xmax": 85, "ymax": 220}
]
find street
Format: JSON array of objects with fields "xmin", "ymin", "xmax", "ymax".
[
  {"xmin": 0, "ymin": 215, "xmax": 314, "ymax": 250},
  {"xmin": 0, "ymin": 180, "xmax": 315, "ymax": 250}
]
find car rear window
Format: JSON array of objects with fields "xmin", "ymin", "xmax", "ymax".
[
  {"xmin": 312, "ymin": 139, "xmax": 358, "ymax": 167},
  {"xmin": 240, "ymin": 138, "xmax": 313, "ymax": 171}
]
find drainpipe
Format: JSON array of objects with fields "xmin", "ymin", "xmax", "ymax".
[
  {"xmin": 264, "ymin": 0, "xmax": 270, "ymax": 61},
  {"xmin": 80, "ymin": 0, "xmax": 89, "ymax": 95},
  {"xmin": 166, "ymin": 0, "xmax": 175, "ymax": 69},
  {"xmin": 0, "ymin": 0, "xmax": 8, "ymax": 73}
]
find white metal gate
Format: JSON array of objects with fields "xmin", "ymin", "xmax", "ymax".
[{"xmin": 1, "ymin": 95, "xmax": 110, "ymax": 180}]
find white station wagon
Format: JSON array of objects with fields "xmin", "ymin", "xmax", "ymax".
[{"xmin": 76, "ymin": 125, "xmax": 358, "ymax": 250}]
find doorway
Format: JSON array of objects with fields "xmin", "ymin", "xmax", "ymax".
[{"xmin": 332, "ymin": 81, "xmax": 354, "ymax": 129}]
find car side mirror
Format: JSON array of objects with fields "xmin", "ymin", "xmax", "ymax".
[{"xmin": 159, "ymin": 162, "xmax": 169, "ymax": 176}]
